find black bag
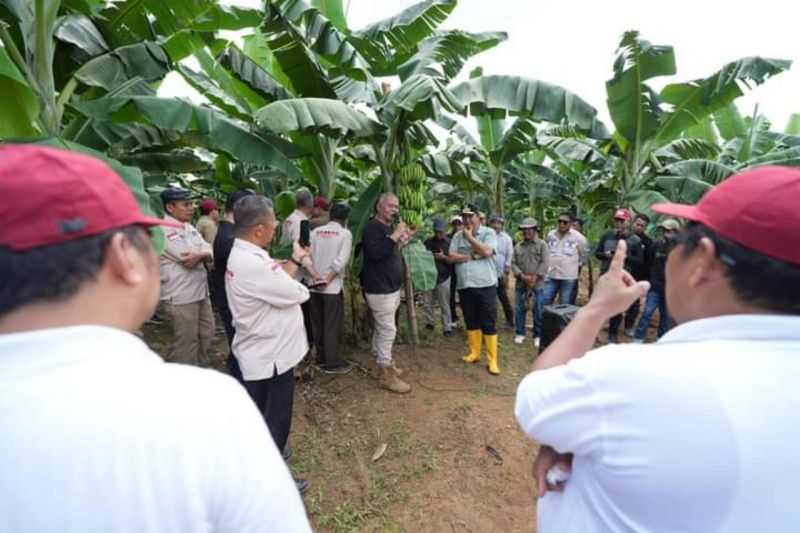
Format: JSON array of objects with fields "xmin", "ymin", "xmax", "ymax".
[{"xmin": 540, "ymin": 304, "xmax": 580, "ymax": 350}]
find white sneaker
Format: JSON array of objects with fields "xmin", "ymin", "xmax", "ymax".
[
  {"xmin": 514, "ymin": 335, "xmax": 525, "ymax": 345},
  {"xmin": 533, "ymin": 337, "xmax": 540, "ymax": 348}
]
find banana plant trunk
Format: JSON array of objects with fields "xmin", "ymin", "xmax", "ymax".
[
  {"xmin": 494, "ymin": 165, "xmax": 504, "ymax": 216},
  {"xmin": 403, "ymin": 260, "xmax": 419, "ymax": 347}
]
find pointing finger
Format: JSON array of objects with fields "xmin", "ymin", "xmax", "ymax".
[{"xmin": 609, "ymin": 239, "xmax": 627, "ymax": 274}]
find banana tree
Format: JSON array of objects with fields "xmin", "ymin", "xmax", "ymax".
[
  {"xmin": 0, "ymin": 0, "xmax": 303, "ymax": 211},
  {"xmin": 445, "ymin": 68, "xmax": 610, "ymax": 215},
  {"xmin": 604, "ymin": 30, "xmax": 791, "ymax": 211}
]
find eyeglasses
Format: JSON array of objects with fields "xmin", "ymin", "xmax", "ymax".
[{"xmin": 558, "ymin": 220, "xmax": 570, "ymax": 224}]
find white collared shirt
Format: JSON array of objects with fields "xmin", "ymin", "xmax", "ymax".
[
  {"xmin": 310, "ymin": 220, "xmax": 352, "ymax": 294},
  {"xmin": 515, "ymin": 314, "xmax": 800, "ymax": 533},
  {"xmin": 280, "ymin": 209, "xmax": 308, "ymax": 246},
  {"xmin": 160, "ymin": 214, "xmax": 213, "ymax": 305},
  {"xmin": 545, "ymin": 228, "xmax": 587, "ymax": 280},
  {"xmin": 0, "ymin": 325, "xmax": 311, "ymax": 533},
  {"xmin": 226, "ymin": 239, "xmax": 310, "ymax": 380}
]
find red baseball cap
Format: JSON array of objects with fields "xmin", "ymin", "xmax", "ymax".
[
  {"xmin": 0, "ymin": 144, "xmax": 181, "ymax": 251},
  {"xmin": 614, "ymin": 208, "xmax": 631, "ymax": 221},
  {"xmin": 652, "ymin": 165, "xmax": 800, "ymax": 265},
  {"xmin": 313, "ymin": 196, "xmax": 329, "ymax": 210},
  {"xmin": 199, "ymin": 198, "xmax": 218, "ymax": 213}
]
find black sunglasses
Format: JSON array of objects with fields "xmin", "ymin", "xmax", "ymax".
[{"xmin": 558, "ymin": 219, "xmax": 571, "ymax": 224}]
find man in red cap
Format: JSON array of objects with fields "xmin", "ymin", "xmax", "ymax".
[
  {"xmin": 515, "ymin": 166, "xmax": 800, "ymax": 532},
  {"xmin": 196, "ymin": 197, "xmax": 219, "ymax": 244},
  {"xmin": 594, "ymin": 207, "xmax": 644, "ymax": 342},
  {"xmin": 310, "ymin": 195, "xmax": 331, "ymax": 229},
  {"xmin": 0, "ymin": 145, "xmax": 311, "ymax": 532}
]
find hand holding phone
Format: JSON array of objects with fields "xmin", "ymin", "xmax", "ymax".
[{"xmin": 299, "ymin": 220, "xmax": 310, "ymax": 248}]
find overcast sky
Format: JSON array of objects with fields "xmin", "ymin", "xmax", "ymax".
[{"xmin": 162, "ymin": 0, "xmax": 800, "ymax": 132}]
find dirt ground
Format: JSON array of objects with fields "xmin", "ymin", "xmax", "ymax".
[{"xmin": 142, "ymin": 278, "xmax": 660, "ymax": 532}]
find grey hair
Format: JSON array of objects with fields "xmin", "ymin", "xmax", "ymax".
[
  {"xmin": 234, "ymin": 195, "xmax": 274, "ymax": 234},
  {"xmin": 295, "ymin": 188, "xmax": 313, "ymax": 209},
  {"xmin": 376, "ymin": 192, "xmax": 397, "ymax": 211}
]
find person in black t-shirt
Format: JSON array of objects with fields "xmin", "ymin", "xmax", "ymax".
[
  {"xmin": 360, "ymin": 193, "xmax": 412, "ymax": 394},
  {"xmin": 422, "ymin": 218, "xmax": 453, "ymax": 336},
  {"xmin": 211, "ymin": 189, "xmax": 254, "ymax": 380}
]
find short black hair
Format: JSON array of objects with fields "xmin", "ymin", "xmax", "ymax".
[
  {"xmin": 330, "ymin": 203, "xmax": 350, "ymax": 222},
  {"xmin": 225, "ymin": 189, "xmax": 254, "ymax": 213},
  {"xmin": 635, "ymin": 213, "xmax": 650, "ymax": 224},
  {"xmin": 0, "ymin": 225, "xmax": 151, "ymax": 319},
  {"xmin": 679, "ymin": 223, "xmax": 800, "ymax": 315}
]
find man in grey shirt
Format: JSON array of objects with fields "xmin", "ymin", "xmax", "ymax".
[{"xmin": 490, "ymin": 214, "xmax": 515, "ymax": 329}]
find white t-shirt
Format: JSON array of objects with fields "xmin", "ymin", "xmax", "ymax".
[
  {"xmin": 0, "ymin": 325, "xmax": 311, "ymax": 533},
  {"xmin": 226, "ymin": 239, "xmax": 310, "ymax": 380},
  {"xmin": 515, "ymin": 314, "xmax": 800, "ymax": 533}
]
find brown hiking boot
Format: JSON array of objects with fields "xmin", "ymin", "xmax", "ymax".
[
  {"xmin": 369, "ymin": 359, "xmax": 404, "ymax": 379},
  {"xmin": 378, "ymin": 366, "xmax": 411, "ymax": 394}
]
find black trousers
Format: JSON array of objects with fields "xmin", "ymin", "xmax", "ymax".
[
  {"xmin": 301, "ymin": 299, "xmax": 313, "ymax": 346},
  {"xmin": 609, "ymin": 299, "xmax": 641, "ymax": 337},
  {"xmin": 496, "ymin": 276, "xmax": 515, "ymax": 326},
  {"xmin": 243, "ymin": 366, "xmax": 295, "ymax": 452},
  {"xmin": 217, "ymin": 304, "xmax": 242, "ymax": 382},
  {"xmin": 459, "ymin": 286, "xmax": 497, "ymax": 335},
  {"xmin": 449, "ymin": 273, "xmax": 459, "ymax": 321},
  {"xmin": 309, "ymin": 291, "xmax": 345, "ymax": 368}
]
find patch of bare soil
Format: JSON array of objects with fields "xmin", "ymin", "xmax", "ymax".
[{"xmin": 141, "ymin": 273, "xmax": 664, "ymax": 532}]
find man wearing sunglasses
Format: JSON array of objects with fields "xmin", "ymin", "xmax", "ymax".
[
  {"xmin": 0, "ymin": 146, "xmax": 311, "ymax": 532},
  {"xmin": 543, "ymin": 212, "xmax": 587, "ymax": 307},
  {"xmin": 516, "ymin": 166, "xmax": 800, "ymax": 533}
]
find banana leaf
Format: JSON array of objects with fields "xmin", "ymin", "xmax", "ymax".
[{"xmin": 402, "ymin": 241, "xmax": 437, "ymax": 292}]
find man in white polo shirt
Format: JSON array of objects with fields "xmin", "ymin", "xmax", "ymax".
[
  {"xmin": 515, "ymin": 166, "xmax": 800, "ymax": 532},
  {"xmin": 226, "ymin": 195, "xmax": 312, "ymax": 495},
  {"xmin": 0, "ymin": 145, "xmax": 311, "ymax": 533},
  {"xmin": 309, "ymin": 202, "xmax": 353, "ymax": 374}
]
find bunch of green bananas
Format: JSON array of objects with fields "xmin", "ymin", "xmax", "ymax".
[{"xmin": 397, "ymin": 163, "xmax": 426, "ymax": 229}]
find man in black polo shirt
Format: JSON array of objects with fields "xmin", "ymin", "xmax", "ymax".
[
  {"xmin": 360, "ymin": 193, "xmax": 412, "ymax": 394},
  {"xmin": 211, "ymin": 189, "xmax": 254, "ymax": 380}
]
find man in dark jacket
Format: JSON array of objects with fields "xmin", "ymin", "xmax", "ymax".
[
  {"xmin": 595, "ymin": 208, "xmax": 643, "ymax": 343},
  {"xmin": 211, "ymin": 189, "xmax": 254, "ymax": 379},
  {"xmin": 423, "ymin": 218, "xmax": 453, "ymax": 336},
  {"xmin": 626, "ymin": 213, "xmax": 654, "ymax": 335},
  {"xmin": 633, "ymin": 219, "xmax": 680, "ymax": 342},
  {"xmin": 360, "ymin": 193, "xmax": 412, "ymax": 394},
  {"xmin": 448, "ymin": 216, "xmax": 463, "ymax": 326}
]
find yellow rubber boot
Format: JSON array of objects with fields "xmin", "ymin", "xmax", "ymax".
[
  {"xmin": 484, "ymin": 334, "xmax": 500, "ymax": 375},
  {"xmin": 462, "ymin": 330, "xmax": 482, "ymax": 363}
]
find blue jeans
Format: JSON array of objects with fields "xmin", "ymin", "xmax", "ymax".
[
  {"xmin": 542, "ymin": 278, "xmax": 577, "ymax": 306},
  {"xmin": 634, "ymin": 290, "xmax": 673, "ymax": 340},
  {"xmin": 515, "ymin": 286, "xmax": 544, "ymax": 337}
]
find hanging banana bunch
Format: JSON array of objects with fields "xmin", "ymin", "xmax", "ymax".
[{"xmin": 397, "ymin": 163, "xmax": 427, "ymax": 229}]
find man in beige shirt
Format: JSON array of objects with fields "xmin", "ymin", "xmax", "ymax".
[
  {"xmin": 196, "ymin": 198, "xmax": 219, "ymax": 244},
  {"xmin": 160, "ymin": 188, "xmax": 215, "ymax": 366}
]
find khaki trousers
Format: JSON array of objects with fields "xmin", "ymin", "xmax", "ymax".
[
  {"xmin": 365, "ymin": 290, "xmax": 401, "ymax": 367},
  {"xmin": 165, "ymin": 298, "xmax": 215, "ymax": 365}
]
